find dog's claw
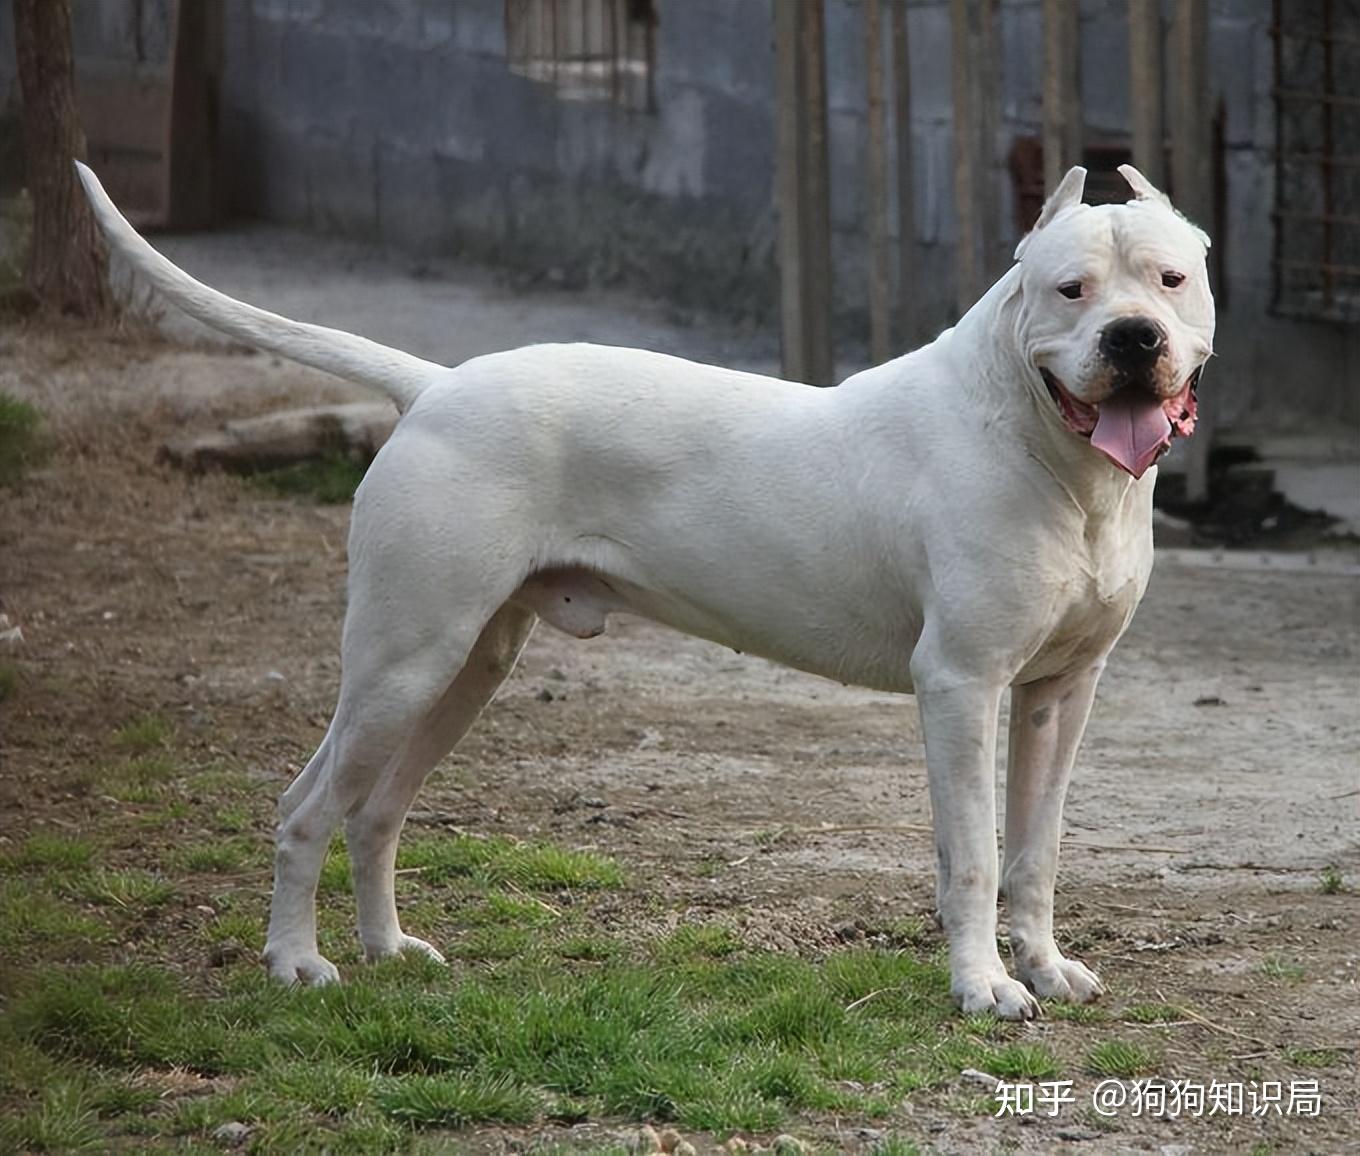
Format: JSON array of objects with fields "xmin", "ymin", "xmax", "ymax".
[
  {"xmin": 1018, "ymin": 955, "xmax": 1104, "ymax": 1004},
  {"xmin": 954, "ymin": 972, "xmax": 1042, "ymax": 1020},
  {"xmin": 364, "ymin": 934, "xmax": 446, "ymax": 965},
  {"xmin": 262, "ymin": 946, "xmax": 340, "ymax": 986}
]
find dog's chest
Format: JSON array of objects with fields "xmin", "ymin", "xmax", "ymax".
[{"xmin": 1025, "ymin": 544, "xmax": 1150, "ymax": 678}]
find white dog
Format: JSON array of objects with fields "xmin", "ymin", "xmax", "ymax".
[{"xmin": 77, "ymin": 162, "xmax": 1213, "ymax": 1018}]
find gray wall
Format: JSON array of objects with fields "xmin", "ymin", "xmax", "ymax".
[{"xmin": 0, "ymin": 0, "xmax": 1355, "ymax": 426}]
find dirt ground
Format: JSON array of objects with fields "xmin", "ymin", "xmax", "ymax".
[{"xmin": 2, "ymin": 283, "xmax": 1358, "ymax": 1153}]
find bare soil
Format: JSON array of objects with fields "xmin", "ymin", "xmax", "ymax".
[{"xmin": 1, "ymin": 323, "xmax": 1357, "ymax": 1153}]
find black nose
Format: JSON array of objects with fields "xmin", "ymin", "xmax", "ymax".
[{"xmin": 1100, "ymin": 317, "xmax": 1166, "ymax": 366}]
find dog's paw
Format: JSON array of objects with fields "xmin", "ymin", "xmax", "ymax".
[
  {"xmin": 1018, "ymin": 955, "xmax": 1104, "ymax": 1004},
  {"xmin": 364, "ymin": 934, "xmax": 446, "ymax": 965},
  {"xmin": 952, "ymin": 970, "xmax": 1042, "ymax": 1020},
  {"xmin": 262, "ymin": 945, "xmax": 341, "ymax": 986}
]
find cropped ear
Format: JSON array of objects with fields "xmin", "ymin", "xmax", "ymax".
[
  {"xmin": 1014, "ymin": 166, "xmax": 1086, "ymax": 259},
  {"xmin": 1117, "ymin": 163, "xmax": 1212, "ymax": 249},
  {"xmin": 1117, "ymin": 163, "xmax": 1171, "ymax": 206}
]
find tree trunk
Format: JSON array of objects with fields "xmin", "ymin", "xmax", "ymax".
[{"xmin": 13, "ymin": 0, "xmax": 110, "ymax": 317}]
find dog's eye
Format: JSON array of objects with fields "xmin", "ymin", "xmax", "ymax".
[
  {"xmin": 1161, "ymin": 271, "xmax": 1186, "ymax": 288},
  {"xmin": 1058, "ymin": 282, "xmax": 1083, "ymax": 300}
]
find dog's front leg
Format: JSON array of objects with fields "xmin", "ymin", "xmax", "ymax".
[
  {"xmin": 914, "ymin": 662, "xmax": 1040, "ymax": 1020},
  {"xmin": 1003, "ymin": 663, "xmax": 1105, "ymax": 1003}
]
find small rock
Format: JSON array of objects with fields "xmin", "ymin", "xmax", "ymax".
[
  {"xmin": 264, "ymin": 670, "xmax": 285, "ymax": 682},
  {"xmin": 772, "ymin": 1137, "xmax": 805, "ymax": 1155},
  {"xmin": 1193, "ymin": 694, "xmax": 1226, "ymax": 707},
  {"xmin": 194, "ymin": 905, "xmax": 216, "ymax": 918},
  {"xmin": 581, "ymin": 796, "xmax": 607, "ymax": 809},
  {"xmin": 636, "ymin": 728, "xmax": 664, "ymax": 750},
  {"xmin": 0, "ymin": 613, "xmax": 22, "ymax": 646},
  {"xmin": 657, "ymin": 1128, "xmax": 683, "ymax": 1152},
  {"xmin": 536, "ymin": 687, "xmax": 555, "ymax": 703},
  {"xmin": 673, "ymin": 1143, "xmax": 696, "ymax": 1156},
  {"xmin": 212, "ymin": 1121, "xmax": 251, "ymax": 1146},
  {"xmin": 960, "ymin": 1067, "xmax": 1000, "ymax": 1087},
  {"xmin": 628, "ymin": 1125, "xmax": 663, "ymax": 1154},
  {"xmin": 547, "ymin": 668, "xmax": 568, "ymax": 681},
  {"xmin": 723, "ymin": 1140, "xmax": 749, "ymax": 1153}
]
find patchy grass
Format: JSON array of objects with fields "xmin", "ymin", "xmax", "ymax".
[
  {"xmin": 0, "ymin": 391, "xmax": 45, "ymax": 487},
  {"xmin": 1318, "ymin": 865, "xmax": 1345, "ymax": 895},
  {"xmin": 1084, "ymin": 1039, "xmax": 1160, "ymax": 1078},
  {"xmin": 1, "ymin": 833, "xmax": 97, "ymax": 872},
  {"xmin": 1120, "ymin": 1002, "xmax": 1186, "ymax": 1025},
  {"xmin": 1258, "ymin": 954, "xmax": 1306, "ymax": 983},
  {"xmin": 111, "ymin": 712, "xmax": 173, "ymax": 754},
  {"xmin": 248, "ymin": 454, "xmax": 368, "ymax": 504},
  {"xmin": 397, "ymin": 833, "xmax": 625, "ymax": 891}
]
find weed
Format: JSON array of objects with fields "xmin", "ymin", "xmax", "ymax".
[
  {"xmin": 168, "ymin": 838, "xmax": 259, "ymax": 875},
  {"xmin": 375, "ymin": 1073, "xmax": 539, "ymax": 1127},
  {"xmin": 1085, "ymin": 1039, "xmax": 1160, "ymax": 1077},
  {"xmin": 1318, "ymin": 865, "xmax": 1344, "ymax": 894},
  {"xmin": 0, "ymin": 392, "xmax": 45, "ymax": 487},
  {"xmin": 1258, "ymin": 954, "xmax": 1306, "ymax": 983},
  {"xmin": 112, "ymin": 713, "xmax": 173, "ymax": 754},
  {"xmin": 1282, "ymin": 1046, "xmax": 1340, "ymax": 1068},
  {"xmin": 398, "ymin": 833, "xmax": 624, "ymax": 890},
  {"xmin": 1120, "ymin": 1002, "xmax": 1185, "ymax": 1024},
  {"xmin": 249, "ymin": 455, "xmax": 368, "ymax": 504},
  {"xmin": 62, "ymin": 868, "xmax": 175, "ymax": 910},
  {"xmin": 1, "ymin": 833, "xmax": 96, "ymax": 872},
  {"xmin": 0, "ymin": 1080, "xmax": 103, "ymax": 1152}
]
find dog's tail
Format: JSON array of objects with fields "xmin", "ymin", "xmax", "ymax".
[{"xmin": 75, "ymin": 161, "xmax": 440, "ymax": 412}]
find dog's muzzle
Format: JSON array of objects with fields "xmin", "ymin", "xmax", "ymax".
[{"xmin": 1042, "ymin": 365, "xmax": 1201, "ymax": 480}]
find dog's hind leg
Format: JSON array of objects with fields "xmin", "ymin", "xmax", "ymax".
[
  {"xmin": 262, "ymin": 582, "xmax": 526, "ymax": 985},
  {"xmin": 344, "ymin": 602, "xmax": 537, "ymax": 965}
]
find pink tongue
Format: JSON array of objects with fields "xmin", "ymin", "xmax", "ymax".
[{"xmin": 1090, "ymin": 393, "xmax": 1172, "ymax": 478}]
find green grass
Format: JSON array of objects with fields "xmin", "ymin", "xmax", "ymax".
[
  {"xmin": 0, "ymin": 392, "xmax": 45, "ymax": 487},
  {"xmin": 249, "ymin": 454, "xmax": 368, "ymax": 504},
  {"xmin": 1, "ymin": 833, "xmax": 96, "ymax": 872},
  {"xmin": 0, "ymin": 932, "xmax": 1036, "ymax": 1143},
  {"xmin": 397, "ymin": 833, "xmax": 625, "ymax": 891},
  {"xmin": 1258, "ymin": 954, "xmax": 1306, "ymax": 983},
  {"xmin": 168, "ymin": 837, "xmax": 259, "ymax": 875},
  {"xmin": 111, "ymin": 712, "xmax": 173, "ymax": 754},
  {"xmin": 60, "ymin": 868, "xmax": 176, "ymax": 910},
  {"xmin": 1120, "ymin": 1002, "xmax": 1185, "ymax": 1025},
  {"xmin": 1282, "ymin": 1046, "xmax": 1342, "ymax": 1068},
  {"xmin": 1084, "ymin": 1039, "xmax": 1160, "ymax": 1078},
  {"xmin": 1318, "ymin": 865, "xmax": 1344, "ymax": 894}
]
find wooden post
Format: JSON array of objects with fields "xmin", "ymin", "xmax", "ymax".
[
  {"xmin": 866, "ymin": 0, "xmax": 891, "ymax": 364},
  {"xmin": 166, "ymin": 0, "xmax": 224, "ymax": 229},
  {"xmin": 1041, "ymin": 0, "xmax": 1081, "ymax": 193},
  {"xmin": 975, "ymin": 0, "xmax": 1000, "ymax": 281},
  {"xmin": 1127, "ymin": 0, "xmax": 1163, "ymax": 186},
  {"xmin": 775, "ymin": 0, "xmax": 834, "ymax": 385},
  {"xmin": 1169, "ymin": 0, "xmax": 1213, "ymax": 500},
  {"xmin": 1169, "ymin": 0, "xmax": 1211, "ymax": 226},
  {"xmin": 950, "ymin": 0, "xmax": 979, "ymax": 315},
  {"xmin": 891, "ymin": 0, "xmax": 915, "ymax": 349}
]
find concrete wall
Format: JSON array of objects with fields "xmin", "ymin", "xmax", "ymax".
[{"xmin": 0, "ymin": 0, "xmax": 1354, "ymax": 425}]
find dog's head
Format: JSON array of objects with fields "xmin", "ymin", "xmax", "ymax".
[{"xmin": 1013, "ymin": 165, "xmax": 1215, "ymax": 478}]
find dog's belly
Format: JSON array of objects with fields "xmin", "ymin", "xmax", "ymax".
[{"xmin": 512, "ymin": 565, "xmax": 923, "ymax": 694}]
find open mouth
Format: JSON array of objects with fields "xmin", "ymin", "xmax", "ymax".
[{"xmin": 1041, "ymin": 367, "xmax": 1201, "ymax": 479}]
